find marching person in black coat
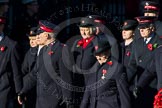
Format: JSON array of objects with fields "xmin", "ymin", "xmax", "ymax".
[
  {"xmin": 119, "ymin": 19, "xmax": 138, "ymax": 107},
  {"xmin": 21, "ymin": 27, "xmax": 38, "ymax": 108},
  {"xmin": 18, "ymin": 20, "xmax": 73, "ymax": 108},
  {"xmin": 22, "ymin": 27, "xmax": 38, "ymax": 75},
  {"xmin": 80, "ymin": 39, "xmax": 131, "ymax": 108},
  {"xmin": 120, "ymin": 19, "xmax": 137, "ymax": 67},
  {"xmin": 0, "ymin": 16, "xmax": 23, "ymax": 108},
  {"xmin": 71, "ymin": 17, "xmax": 99, "ymax": 107},
  {"xmin": 128, "ymin": 16, "xmax": 162, "ymax": 108}
]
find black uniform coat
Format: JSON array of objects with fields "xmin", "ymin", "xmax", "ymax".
[
  {"xmin": 21, "ymin": 47, "xmax": 38, "ymax": 108},
  {"xmin": 128, "ymin": 33, "xmax": 162, "ymax": 88},
  {"xmin": 0, "ymin": 36, "xmax": 22, "ymax": 108},
  {"xmin": 71, "ymin": 36, "xmax": 98, "ymax": 106},
  {"xmin": 21, "ymin": 41, "xmax": 72, "ymax": 108},
  {"xmin": 154, "ymin": 20, "xmax": 162, "ymax": 36},
  {"xmin": 119, "ymin": 42, "xmax": 133, "ymax": 90},
  {"xmin": 22, "ymin": 47, "xmax": 38, "ymax": 75},
  {"xmin": 128, "ymin": 33, "xmax": 162, "ymax": 108},
  {"xmin": 137, "ymin": 46, "xmax": 162, "ymax": 90},
  {"xmin": 80, "ymin": 58, "xmax": 131, "ymax": 108},
  {"xmin": 120, "ymin": 42, "xmax": 133, "ymax": 67}
]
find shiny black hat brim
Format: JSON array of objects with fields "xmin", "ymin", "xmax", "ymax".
[
  {"xmin": 94, "ymin": 46, "xmax": 111, "ymax": 55},
  {"xmin": 77, "ymin": 23, "xmax": 95, "ymax": 27}
]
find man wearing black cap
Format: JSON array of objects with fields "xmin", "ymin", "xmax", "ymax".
[
  {"xmin": 0, "ymin": 16, "xmax": 23, "ymax": 108},
  {"xmin": 86, "ymin": 15, "xmax": 120, "ymax": 62},
  {"xmin": 22, "ymin": 27, "xmax": 38, "ymax": 75},
  {"xmin": 80, "ymin": 39, "xmax": 131, "ymax": 108},
  {"xmin": 20, "ymin": 27, "xmax": 38, "ymax": 108},
  {"xmin": 18, "ymin": 20, "xmax": 73, "ymax": 108},
  {"xmin": 128, "ymin": 16, "xmax": 162, "ymax": 108}
]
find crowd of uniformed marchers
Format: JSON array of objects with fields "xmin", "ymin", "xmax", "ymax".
[{"xmin": 1, "ymin": 0, "xmax": 162, "ymax": 108}]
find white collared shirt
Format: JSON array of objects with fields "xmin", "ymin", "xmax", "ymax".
[
  {"xmin": 0, "ymin": 33, "xmax": 4, "ymax": 42},
  {"xmin": 144, "ymin": 37, "xmax": 152, "ymax": 44},
  {"xmin": 37, "ymin": 45, "xmax": 43, "ymax": 56}
]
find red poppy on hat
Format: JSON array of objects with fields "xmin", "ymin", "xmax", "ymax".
[{"xmin": 124, "ymin": 22, "xmax": 128, "ymax": 26}]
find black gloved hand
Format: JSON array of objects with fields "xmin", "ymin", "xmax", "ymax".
[
  {"xmin": 133, "ymin": 86, "xmax": 142, "ymax": 99},
  {"xmin": 18, "ymin": 92, "xmax": 26, "ymax": 105}
]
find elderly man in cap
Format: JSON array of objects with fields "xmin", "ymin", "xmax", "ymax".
[
  {"xmin": 86, "ymin": 15, "xmax": 120, "ymax": 62},
  {"xmin": 80, "ymin": 39, "xmax": 131, "ymax": 108},
  {"xmin": 18, "ymin": 20, "xmax": 73, "ymax": 108},
  {"xmin": 0, "ymin": 16, "xmax": 23, "ymax": 108},
  {"xmin": 22, "ymin": 27, "xmax": 38, "ymax": 75},
  {"xmin": 71, "ymin": 17, "xmax": 99, "ymax": 107},
  {"xmin": 20, "ymin": 27, "xmax": 39, "ymax": 108},
  {"xmin": 127, "ymin": 16, "xmax": 162, "ymax": 108}
]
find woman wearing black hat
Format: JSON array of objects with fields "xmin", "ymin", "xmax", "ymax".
[
  {"xmin": 80, "ymin": 39, "xmax": 131, "ymax": 108},
  {"xmin": 120, "ymin": 20, "xmax": 137, "ymax": 67}
]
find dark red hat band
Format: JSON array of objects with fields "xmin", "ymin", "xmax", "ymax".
[
  {"xmin": 144, "ymin": 6, "xmax": 159, "ymax": 11},
  {"xmin": 40, "ymin": 26, "xmax": 54, "ymax": 32},
  {"xmin": 0, "ymin": 18, "xmax": 6, "ymax": 24},
  {"xmin": 139, "ymin": 20, "xmax": 153, "ymax": 23},
  {"xmin": 94, "ymin": 19, "xmax": 105, "ymax": 24}
]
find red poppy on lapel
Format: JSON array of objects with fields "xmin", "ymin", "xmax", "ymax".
[
  {"xmin": 126, "ymin": 51, "xmax": 131, "ymax": 56},
  {"xmin": 107, "ymin": 61, "xmax": 113, "ymax": 66},
  {"xmin": 48, "ymin": 51, "xmax": 54, "ymax": 55},
  {"xmin": 147, "ymin": 43, "xmax": 153, "ymax": 51},
  {"xmin": 0, "ymin": 46, "xmax": 5, "ymax": 52},
  {"xmin": 102, "ymin": 69, "xmax": 107, "ymax": 74},
  {"xmin": 102, "ymin": 69, "xmax": 107, "ymax": 79},
  {"xmin": 77, "ymin": 40, "xmax": 84, "ymax": 47},
  {"xmin": 95, "ymin": 45, "xmax": 98, "ymax": 51}
]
